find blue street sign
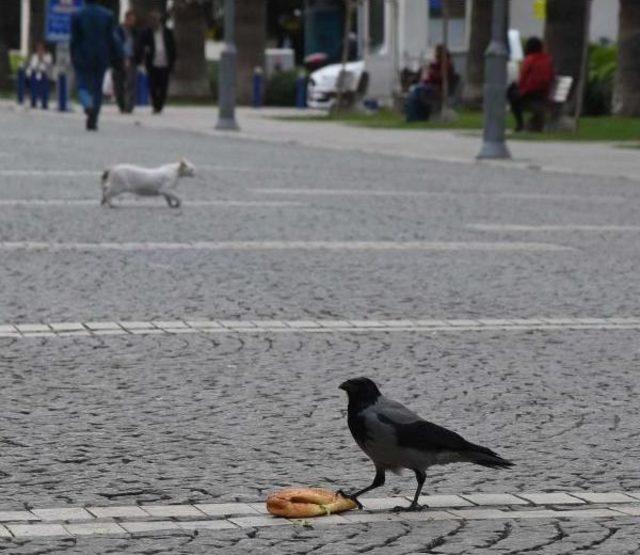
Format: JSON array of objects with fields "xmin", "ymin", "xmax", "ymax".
[{"xmin": 45, "ymin": 0, "xmax": 84, "ymax": 43}]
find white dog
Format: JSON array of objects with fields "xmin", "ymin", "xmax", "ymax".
[{"xmin": 101, "ymin": 159, "xmax": 196, "ymax": 208}]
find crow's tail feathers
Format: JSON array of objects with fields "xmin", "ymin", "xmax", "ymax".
[{"xmin": 467, "ymin": 444, "xmax": 514, "ymax": 469}]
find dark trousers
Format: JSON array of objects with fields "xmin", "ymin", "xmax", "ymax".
[
  {"xmin": 507, "ymin": 83, "xmax": 546, "ymax": 132},
  {"xmin": 29, "ymin": 75, "xmax": 50, "ymax": 109},
  {"xmin": 113, "ymin": 62, "xmax": 137, "ymax": 113},
  {"xmin": 148, "ymin": 66, "xmax": 170, "ymax": 113},
  {"xmin": 76, "ymin": 67, "xmax": 106, "ymax": 114}
]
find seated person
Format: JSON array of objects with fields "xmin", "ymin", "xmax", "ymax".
[
  {"xmin": 422, "ymin": 44, "xmax": 456, "ymax": 99},
  {"xmin": 507, "ymin": 37, "xmax": 555, "ymax": 132},
  {"xmin": 25, "ymin": 42, "xmax": 54, "ymax": 109},
  {"xmin": 405, "ymin": 45, "xmax": 457, "ymax": 122}
]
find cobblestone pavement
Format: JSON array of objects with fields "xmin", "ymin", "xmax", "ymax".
[{"xmin": 0, "ymin": 107, "xmax": 639, "ymax": 553}]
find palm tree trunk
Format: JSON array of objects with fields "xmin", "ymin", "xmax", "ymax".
[
  {"xmin": 613, "ymin": 0, "xmax": 640, "ymax": 116},
  {"xmin": 170, "ymin": 0, "xmax": 209, "ymax": 97},
  {"xmin": 236, "ymin": 0, "xmax": 266, "ymax": 105},
  {"xmin": 29, "ymin": 0, "xmax": 45, "ymax": 50},
  {"xmin": 0, "ymin": 14, "xmax": 11, "ymax": 90},
  {"xmin": 463, "ymin": 0, "xmax": 492, "ymax": 108},
  {"xmin": 130, "ymin": 0, "xmax": 167, "ymax": 27},
  {"xmin": 544, "ymin": 0, "xmax": 589, "ymax": 111}
]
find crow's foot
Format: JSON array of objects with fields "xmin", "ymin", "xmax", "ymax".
[{"xmin": 392, "ymin": 503, "xmax": 425, "ymax": 513}]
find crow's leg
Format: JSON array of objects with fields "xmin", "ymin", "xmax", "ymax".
[
  {"xmin": 393, "ymin": 470, "xmax": 426, "ymax": 512},
  {"xmin": 337, "ymin": 468, "xmax": 385, "ymax": 509}
]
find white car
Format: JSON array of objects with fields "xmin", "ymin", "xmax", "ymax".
[{"xmin": 307, "ymin": 60, "xmax": 367, "ymax": 110}]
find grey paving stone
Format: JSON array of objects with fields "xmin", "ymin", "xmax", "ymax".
[
  {"xmin": 247, "ymin": 503, "xmax": 269, "ymax": 514},
  {"xmin": 418, "ymin": 495, "xmax": 474, "ymax": 508},
  {"xmin": 448, "ymin": 509, "xmax": 510, "ymax": 520},
  {"xmin": 64, "ymin": 522, "xmax": 128, "ymax": 536},
  {"xmin": 501, "ymin": 509, "xmax": 561, "ymax": 519},
  {"xmin": 140, "ymin": 504, "xmax": 204, "ymax": 518},
  {"xmin": 570, "ymin": 492, "xmax": 637, "ymax": 504},
  {"xmin": 49, "ymin": 322, "xmax": 86, "ymax": 331},
  {"xmin": 360, "ymin": 497, "xmax": 409, "ymax": 510},
  {"xmin": 8, "ymin": 523, "xmax": 71, "ymax": 537},
  {"xmin": 152, "ymin": 321, "xmax": 189, "ymax": 328},
  {"xmin": 120, "ymin": 520, "xmax": 183, "ymax": 533},
  {"xmin": 0, "ymin": 511, "xmax": 39, "ymax": 522},
  {"xmin": 177, "ymin": 520, "xmax": 239, "ymax": 531},
  {"xmin": 554, "ymin": 508, "xmax": 622, "ymax": 518},
  {"xmin": 118, "ymin": 321, "xmax": 156, "ymax": 329},
  {"xmin": 610, "ymin": 505, "xmax": 640, "ymax": 516},
  {"xmin": 31, "ymin": 507, "xmax": 94, "ymax": 521},
  {"xmin": 346, "ymin": 320, "xmax": 386, "ymax": 327},
  {"xmin": 284, "ymin": 320, "xmax": 320, "ymax": 328},
  {"xmin": 290, "ymin": 515, "xmax": 350, "ymax": 526},
  {"xmin": 84, "ymin": 322, "xmax": 122, "ymax": 330},
  {"xmin": 15, "ymin": 324, "xmax": 51, "ymax": 332},
  {"xmin": 195, "ymin": 503, "xmax": 261, "ymax": 516},
  {"xmin": 86, "ymin": 506, "xmax": 150, "ymax": 519},
  {"xmin": 340, "ymin": 512, "xmax": 405, "ymax": 524},
  {"xmin": 461, "ymin": 493, "xmax": 530, "ymax": 506},
  {"xmin": 228, "ymin": 516, "xmax": 291, "ymax": 528},
  {"xmin": 218, "ymin": 320, "xmax": 257, "ymax": 328},
  {"xmin": 314, "ymin": 320, "xmax": 353, "ymax": 328},
  {"xmin": 186, "ymin": 320, "xmax": 224, "ymax": 329},
  {"xmin": 397, "ymin": 510, "xmax": 456, "ymax": 522},
  {"xmin": 251, "ymin": 320, "xmax": 288, "ymax": 328},
  {"xmin": 516, "ymin": 492, "xmax": 586, "ymax": 505}
]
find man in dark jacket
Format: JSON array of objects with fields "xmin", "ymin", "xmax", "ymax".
[
  {"xmin": 140, "ymin": 11, "xmax": 176, "ymax": 114},
  {"xmin": 70, "ymin": 0, "xmax": 122, "ymax": 130},
  {"xmin": 113, "ymin": 9, "xmax": 141, "ymax": 114}
]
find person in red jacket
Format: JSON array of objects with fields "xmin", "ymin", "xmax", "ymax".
[{"xmin": 508, "ymin": 37, "xmax": 555, "ymax": 132}]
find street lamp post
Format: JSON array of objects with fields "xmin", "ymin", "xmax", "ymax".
[
  {"xmin": 216, "ymin": 0, "xmax": 239, "ymax": 130},
  {"xmin": 477, "ymin": 0, "xmax": 510, "ymax": 159}
]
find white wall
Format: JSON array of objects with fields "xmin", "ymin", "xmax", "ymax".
[{"xmin": 510, "ymin": 0, "xmax": 619, "ymax": 43}]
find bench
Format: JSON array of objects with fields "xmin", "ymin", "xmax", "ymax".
[
  {"xmin": 526, "ymin": 75, "xmax": 574, "ymax": 131},
  {"xmin": 546, "ymin": 75, "xmax": 574, "ymax": 130}
]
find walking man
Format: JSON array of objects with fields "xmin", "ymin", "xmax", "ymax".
[
  {"xmin": 71, "ymin": 0, "xmax": 122, "ymax": 130},
  {"xmin": 113, "ymin": 9, "xmax": 140, "ymax": 114},
  {"xmin": 141, "ymin": 11, "xmax": 176, "ymax": 114}
]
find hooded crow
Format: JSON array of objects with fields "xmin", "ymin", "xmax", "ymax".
[{"xmin": 338, "ymin": 377, "xmax": 513, "ymax": 511}]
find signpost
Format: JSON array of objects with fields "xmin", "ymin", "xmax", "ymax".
[
  {"xmin": 46, "ymin": 0, "xmax": 84, "ymax": 43},
  {"xmin": 45, "ymin": 0, "xmax": 84, "ymax": 111}
]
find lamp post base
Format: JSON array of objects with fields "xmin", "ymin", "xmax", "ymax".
[
  {"xmin": 476, "ymin": 140, "xmax": 511, "ymax": 160},
  {"xmin": 215, "ymin": 118, "xmax": 240, "ymax": 131}
]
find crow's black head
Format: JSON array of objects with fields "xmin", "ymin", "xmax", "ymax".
[{"xmin": 339, "ymin": 377, "xmax": 381, "ymax": 404}]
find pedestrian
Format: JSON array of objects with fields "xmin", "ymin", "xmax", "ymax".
[
  {"xmin": 405, "ymin": 45, "xmax": 458, "ymax": 122},
  {"xmin": 25, "ymin": 42, "xmax": 53, "ymax": 109},
  {"xmin": 70, "ymin": 0, "xmax": 123, "ymax": 131},
  {"xmin": 507, "ymin": 36, "xmax": 555, "ymax": 132},
  {"xmin": 140, "ymin": 11, "xmax": 176, "ymax": 114},
  {"xmin": 113, "ymin": 9, "xmax": 140, "ymax": 114}
]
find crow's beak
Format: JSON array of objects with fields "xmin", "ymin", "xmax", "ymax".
[{"xmin": 339, "ymin": 381, "xmax": 349, "ymax": 392}]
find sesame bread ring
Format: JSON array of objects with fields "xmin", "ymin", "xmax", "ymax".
[{"xmin": 266, "ymin": 488, "xmax": 357, "ymax": 518}]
